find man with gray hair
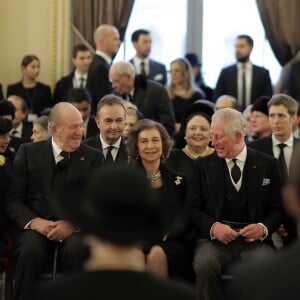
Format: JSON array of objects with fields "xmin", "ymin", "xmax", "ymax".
[
  {"xmin": 215, "ymin": 95, "xmax": 237, "ymax": 110},
  {"xmin": 188, "ymin": 108, "xmax": 282, "ymax": 300},
  {"xmin": 7, "ymin": 102, "xmax": 104, "ymax": 300},
  {"xmin": 109, "ymin": 61, "xmax": 175, "ymax": 135},
  {"xmin": 87, "ymin": 24, "xmax": 120, "ymax": 114}
]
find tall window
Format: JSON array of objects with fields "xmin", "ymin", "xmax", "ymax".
[
  {"xmin": 115, "ymin": 0, "xmax": 187, "ymax": 74},
  {"xmin": 202, "ymin": 0, "xmax": 281, "ymax": 88}
]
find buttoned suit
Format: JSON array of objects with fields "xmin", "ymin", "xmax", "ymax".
[
  {"xmin": 6, "ymin": 140, "xmax": 104, "ymax": 300},
  {"xmin": 189, "ymin": 148, "xmax": 282, "ymax": 300},
  {"xmin": 83, "ymin": 135, "xmax": 128, "ymax": 163},
  {"xmin": 129, "ymin": 58, "xmax": 167, "ymax": 86},
  {"xmin": 213, "ymin": 64, "xmax": 273, "ymax": 108},
  {"xmin": 87, "ymin": 54, "xmax": 112, "ymax": 114}
]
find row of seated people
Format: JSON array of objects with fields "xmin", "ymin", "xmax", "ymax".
[{"xmin": 0, "ymin": 91, "xmax": 299, "ymax": 300}]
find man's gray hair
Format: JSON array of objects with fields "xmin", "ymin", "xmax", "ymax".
[
  {"xmin": 111, "ymin": 61, "xmax": 135, "ymax": 78},
  {"xmin": 212, "ymin": 108, "xmax": 246, "ymax": 137}
]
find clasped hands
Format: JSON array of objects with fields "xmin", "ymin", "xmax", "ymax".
[
  {"xmin": 30, "ymin": 218, "xmax": 76, "ymax": 242},
  {"xmin": 212, "ymin": 222, "xmax": 265, "ymax": 245}
]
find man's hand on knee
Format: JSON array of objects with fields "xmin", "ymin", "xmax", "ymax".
[
  {"xmin": 47, "ymin": 220, "xmax": 77, "ymax": 242},
  {"xmin": 212, "ymin": 222, "xmax": 239, "ymax": 244},
  {"xmin": 29, "ymin": 218, "xmax": 56, "ymax": 236}
]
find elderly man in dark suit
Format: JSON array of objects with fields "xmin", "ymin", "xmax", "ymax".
[
  {"xmin": 129, "ymin": 29, "xmax": 167, "ymax": 86},
  {"xmin": 84, "ymin": 94, "xmax": 127, "ymax": 164},
  {"xmin": 226, "ymin": 144, "xmax": 300, "ymax": 300},
  {"xmin": 87, "ymin": 24, "xmax": 120, "ymax": 114},
  {"xmin": 7, "ymin": 102, "xmax": 103, "ymax": 300},
  {"xmin": 53, "ymin": 44, "xmax": 92, "ymax": 104},
  {"xmin": 109, "ymin": 61, "xmax": 175, "ymax": 136},
  {"xmin": 250, "ymin": 93, "xmax": 299, "ymax": 245},
  {"xmin": 189, "ymin": 108, "xmax": 282, "ymax": 300},
  {"xmin": 213, "ymin": 35, "xmax": 273, "ymax": 110}
]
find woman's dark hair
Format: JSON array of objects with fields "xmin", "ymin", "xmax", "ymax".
[
  {"xmin": 21, "ymin": 55, "xmax": 39, "ymax": 67},
  {"xmin": 127, "ymin": 119, "xmax": 171, "ymax": 162}
]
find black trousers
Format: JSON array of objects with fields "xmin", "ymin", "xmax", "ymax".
[
  {"xmin": 193, "ymin": 238, "xmax": 274, "ymax": 300},
  {"xmin": 13, "ymin": 230, "xmax": 85, "ymax": 300}
]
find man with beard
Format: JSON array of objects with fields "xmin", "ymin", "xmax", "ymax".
[{"xmin": 213, "ymin": 35, "xmax": 273, "ymax": 110}]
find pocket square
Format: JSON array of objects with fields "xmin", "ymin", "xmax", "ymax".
[
  {"xmin": 262, "ymin": 178, "xmax": 270, "ymax": 186},
  {"xmin": 154, "ymin": 73, "xmax": 163, "ymax": 80}
]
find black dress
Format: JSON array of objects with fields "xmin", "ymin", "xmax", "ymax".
[
  {"xmin": 172, "ymin": 90, "xmax": 204, "ymax": 123},
  {"xmin": 7, "ymin": 81, "xmax": 52, "ymax": 115},
  {"xmin": 166, "ymin": 149, "xmax": 196, "ymax": 180}
]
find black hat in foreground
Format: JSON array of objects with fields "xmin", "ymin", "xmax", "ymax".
[
  {"xmin": 185, "ymin": 53, "xmax": 201, "ymax": 67},
  {"xmin": 251, "ymin": 96, "xmax": 270, "ymax": 116},
  {"xmin": 53, "ymin": 164, "xmax": 166, "ymax": 245},
  {"xmin": 0, "ymin": 117, "xmax": 12, "ymax": 134}
]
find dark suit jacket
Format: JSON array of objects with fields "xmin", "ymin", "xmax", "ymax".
[
  {"xmin": 6, "ymin": 140, "xmax": 104, "ymax": 229},
  {"xmin": 227, "ymin": 241, "xmax": 300, "ymax": 300},
  {"xmin": 87, "ymin": 54, "xmax": 112, "ymax": 114},
  {"xmin": 130, "ymin": 58, "xmax": 167, "ymax": 86},
  {"xmin": 213, "ymin": 64, "xmax": 273, "ymax": 106},
  {"xmin": 53, "ymin": 71, "xmax": 75, "ymax": 104},
  {"xmin": 131, "ymin": 75, "xmax": 175, "ymax": 135},
  {"xmin": 20, "ymin": 121, "xmax": 33, "ymax": 143},
  {"xmin": 83, "ymin": 135, "xmax": 128, "ymax": 163},
  {"xmin": 85, "ymin": 117, "xmax": 99, "ymax": 139},
  {"xmin": 188, "ymin": 148, "xmax": 282, "ymax": 240},
  {"xmin": 7, "ymin": 82, "xmax": 52, "ymax": 115},
  {"xmin": 249, "ymin": 135, "xmax": 300, "ymax": 171}
]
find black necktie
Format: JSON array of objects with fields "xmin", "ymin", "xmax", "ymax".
[
  {"xmin": 278, "ymin": 143, "xmax": 288, "ymax": 184},
  {"xmin": 105, "ymin": 146, "xmax": 114, "ymax": 163},
  {"xmin": 242, "ymin": 64, "xmax": 246, "ymax": 107},
  {"xmin": 57, "ymin": 151, "xmax": 70, "ymax": 170},
  {"xmin": 231, "ymin": 158, "xmax": 241, "ymax": 184},
  {"xmin": 140, "ymin": 61, "xmax": 146, "ymax": 76},
  {"xmin": 79, "ymin": 77, "xmax": 85, "ymax": 88}
]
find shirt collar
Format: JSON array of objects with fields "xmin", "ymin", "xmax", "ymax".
[
  {"xmin": 133, "ymin": 56, "xmax": 149, "ymax": 65},
  {"xmin": 99, "ymin": 135, "xmax": 122, "ymax": 150},
  {"xmin": 74, "ymin": 70, "xmax": 87, "ymax": 80},
  {"xmin": 52, "ymin": 138, "xmax": 64, "ymax": 162},
  {"xmin": 225, "ymin": 145, "xmax": 247, "ymax": 164},
  {"xmin": 238, "ymin": 61, "xmax": 252, "ymax": 69},
  {"xmin": 96, "ymin": 50, "xmax": 112, "ymax": 65},
  {"xmin": 272, "ymin": 133, "xmax": 294, "ymax": 148}
]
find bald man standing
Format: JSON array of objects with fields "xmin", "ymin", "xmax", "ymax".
[
  {"xmin": 87, "ymin": 24, "xmax": 121, "ymax": 114},
  {"xmin": 7, "ymin": 103, "xmax": 104, "ymax": 300}
]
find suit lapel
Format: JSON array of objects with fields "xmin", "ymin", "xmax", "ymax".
[
  {"xmin": 206, "ymin": 154, "xmax": 226, "ymax": 219},
  {"xmin": 245, "ymin": 148, "xmax": 265, "ymax": 220},
  {"xmin": 41, "ymin": 140, "xmax": 56, "ymax": 190},
  {"xmin": 132, "ymin": 86, "xmax": 146, "ymax": 108}
]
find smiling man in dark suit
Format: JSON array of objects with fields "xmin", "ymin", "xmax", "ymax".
[
  {"xmin": 87, "ymin": 24, "xmax": 120, "ymax": 114},
  {"xmin": 189, "ymin": 108, "xmax": 282, "ymax": 300},
  {"xmin": 213, "ymin": 35, "xmax": 273, "ymax": 110},
  {"xmin": 7, "ymin": 102, "xmax": 103, "ymax": 300},
  {"xmin": 84, "ymin": 94, "xmax": 127, "ymax": 164}
]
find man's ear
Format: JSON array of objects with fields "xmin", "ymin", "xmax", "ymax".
[{"xmin": 235, "ymin": 131, "xmax": 244, "ymax": 144}]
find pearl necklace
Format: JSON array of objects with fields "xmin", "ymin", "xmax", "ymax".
[
  {"xmin": 147, "ymin": 171, "xmax": 161, "ymax": 182},
  {"xmin": 184, "ymin": 145, "xmax": 209, "ymax": 159}
]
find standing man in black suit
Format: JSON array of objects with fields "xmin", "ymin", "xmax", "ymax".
[
  {"xmin": 8, "ymin": 95, "xmax": 32, "ymax": 143},
  {"xmin": 213, "ymin": 35, "xmax": 273, "ymax": 110},
  {"xmin": 130, "ymin": 29, "xmax": 167, "ymax": 86},
  {"xmin": 87, "ymin": 24, "xmax": 120, "ymax": 114},
  {"xmin": 6, "ymin": 102, "xmax": 104, "ymax": 300},
  {"xmin": 249, "ymin": 93, "xmax": 299, "ymax": 245},
  {"xmin": 189, "ymin": 108, "xmax": 282, "ymax": 300},
  {"xmin": 53, "ymin": 44, "xmax": 92, "ymax": 104},
  {"xmin": 84, "ymin": 94, "xmax": 127, "ymax": 164},
  {"xmin": 67, "ymin": 88, "xmax": 98, "ymax": 139},
  {"xmin": 109, "ymin": 61, "xmax": 175, "ymax": 136}
]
